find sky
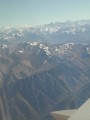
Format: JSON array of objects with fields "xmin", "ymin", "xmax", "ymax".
[{"xmin": 0, "ymin": 0, "xmax": 90, "ymax": 27}]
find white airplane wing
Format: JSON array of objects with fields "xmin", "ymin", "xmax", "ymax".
[
  {"xmin": 51, "ymin": 110, "xmax": 76, "ymax": 120},
  {"xmin": 51, "ymin": 98, "xmax": 90, "ymax": 120},
  {"xmin": 68, "ymin": 98, "xmax": 90, "ymax": 120}
]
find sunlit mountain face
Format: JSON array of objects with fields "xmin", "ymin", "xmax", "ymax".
[{"xmin": 0, "ymin": 20, "xmax": 90, "ymax": 120}]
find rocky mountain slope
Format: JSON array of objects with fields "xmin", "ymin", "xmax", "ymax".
[{"xmin": 0, "ymin": 42, "xmax": 90, "ymax": 120}]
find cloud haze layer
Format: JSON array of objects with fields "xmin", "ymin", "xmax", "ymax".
[{"xmin": 0, "ymin": 0, "xmax": 90, "ymax": 27}]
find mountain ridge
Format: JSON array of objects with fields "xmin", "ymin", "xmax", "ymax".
[
  {"xmin": 0, "ymin": 20, "xmax": 90, "ymax": 45},
  {"xmin": 0, "ymin": 42, "xmax": 90, "ymax": 120}
]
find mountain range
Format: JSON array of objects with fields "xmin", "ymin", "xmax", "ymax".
[
  {"xmin": 0, "ymin": 20, "xmax": 90, "ymax": 45},
  {"xmin": 0, "ymin": 20, "xmax": 90, "ymax": 120}
]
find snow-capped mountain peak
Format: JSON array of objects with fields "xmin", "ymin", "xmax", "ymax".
[{"xmin": 0, "ymin": 20, "xmax": 90, "ymax": 45}]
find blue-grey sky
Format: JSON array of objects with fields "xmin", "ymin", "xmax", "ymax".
[{"xmin": 0, "ymin": 0, "xmax": 90, "ymax": 27}]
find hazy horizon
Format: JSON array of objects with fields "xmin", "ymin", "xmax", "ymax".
[
  {"xmin": 0, "ymin": 19, "xmax": 90, "ymax": 29},
  {"xmin": 0, "ymin": 0, "xmax": 90, "ymax": 28}
]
